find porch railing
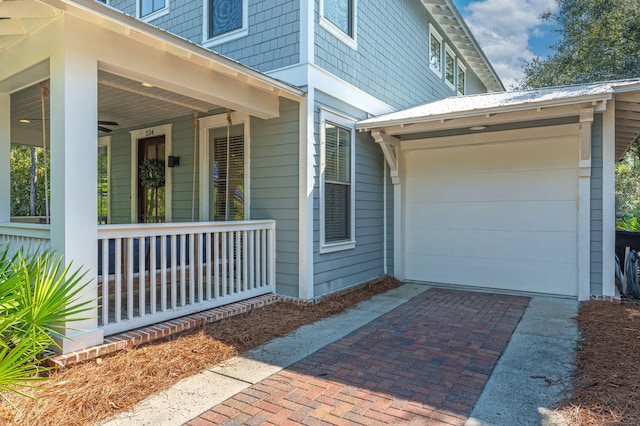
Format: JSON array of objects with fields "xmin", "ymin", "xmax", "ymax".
[
  {"xmin": 0, "ymin": 223, "xmax": 51, "ymax": 257},
  {"xmin": 97, "ymin": 220, "xmax": 276, "ymax": 336}
]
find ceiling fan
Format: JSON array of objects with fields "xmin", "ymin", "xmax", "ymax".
[
  {"xmin": 98, "ymin": 120, "xmax": 119, "ymax": 133},
  {"xmin": 20, "ymin": 118, "xmax": 119, "ymax": 133}
]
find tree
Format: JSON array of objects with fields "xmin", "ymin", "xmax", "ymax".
[
  {"xmin": 519, "ymin": 0, "xmax": 640, "ymax": 229},
  {"xmin": 519, "ymin": 0, "xmax": 640, "ymax": 89},
  {"xmin": 10, "ymin": 145, "xmax": 49, "ymax": 218}
]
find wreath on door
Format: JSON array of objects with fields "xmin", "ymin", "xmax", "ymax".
[{"xmin": 139, "ymin": 158, "xmax": 165, "ymax": 188}]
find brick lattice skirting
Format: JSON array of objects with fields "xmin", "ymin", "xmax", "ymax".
[{"xmin": 49, "ymin": 276, "xmax": 394, "ymax": 368}]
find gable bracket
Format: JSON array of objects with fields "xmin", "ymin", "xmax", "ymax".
[{"xmin": 372, "ymin": 130, "xmax": 401, "ymax": 185}]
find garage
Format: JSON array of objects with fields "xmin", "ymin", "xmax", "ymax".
[
  {"xmin": 403, "ymin": 129, "xmax": 579, "ymax": 296},
  {"xmin": 357, "ymin": 82, "xmax": 640, "ymax": 300}
]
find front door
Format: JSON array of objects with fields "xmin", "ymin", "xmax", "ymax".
[{"xmin": 138, "ymin": 135, "xmax": 166, "ymax": 223}]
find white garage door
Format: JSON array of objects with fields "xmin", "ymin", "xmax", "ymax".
[{"xmin": 404, "ymin": 134, "xmax": 578, "ymax": 296}]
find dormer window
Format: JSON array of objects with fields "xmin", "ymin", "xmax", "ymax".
[
  {"xmin": 457, "ymin": 62, "xmax": 466, "ymax": 95},
  {"xmin": 445, "ymin": 46, "xmax": 455, "ymax": 89},
  {"xmin": 320, "ymin": 0, "xmax": 358, "ymax": 50},
  {"xmin": 203, "ymin": 0, "xmax": 248, "ymax": 46}
]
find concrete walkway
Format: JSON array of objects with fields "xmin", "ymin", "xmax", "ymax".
[{"xmin": 101, "ymin": 284, "xmax": 578, "ymax": 426}]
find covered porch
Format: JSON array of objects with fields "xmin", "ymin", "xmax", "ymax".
[{"xmin": 0, "ymin": 0, "xmax": 303, "ymax": 351}]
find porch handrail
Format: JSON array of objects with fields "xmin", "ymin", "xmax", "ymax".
[
  {"xmin": 0, "ymin": 222, "xmax": 51, "ymax": 240},
  {"xmin": 97, "ymin": 219, "xmax": 275, "ymax": 238}
]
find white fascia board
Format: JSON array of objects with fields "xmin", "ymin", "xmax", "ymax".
[
  {"xmin": 269, "ymin": 63, "xmax": 395, "ymax": 116},
  {"xmin": 356, "ymin": 93, "xmax": 613, "ymax": 131},
  {"xmin": 41, "ymin": 0, "xmax": 304, "ymax": 101}
]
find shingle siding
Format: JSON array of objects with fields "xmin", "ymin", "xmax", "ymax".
[
  {"xmin": 314, "ymin": 0, "xmax": 488, "ymax": 110},
  {"xmin": 590, "ymin": 114, "xmax": 603, "ymax": 295}
]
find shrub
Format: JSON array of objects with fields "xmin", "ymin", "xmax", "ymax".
[{"xmin": 0, "ymin": 245, "xmax": 92, "ymax": 400}]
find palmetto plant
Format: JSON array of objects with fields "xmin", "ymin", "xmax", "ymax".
[{"xmin": 0, "ymin": 245, "xmax": 92, "ymax": 400}]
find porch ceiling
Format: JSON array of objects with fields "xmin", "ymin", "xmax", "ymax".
[
  {"xmin": 11, "ymin": 69, "xmax": 223, "ymax": 145},
  {"xmin": 614, "ymin": 92, "xmax": 640, "ymax": 160}
]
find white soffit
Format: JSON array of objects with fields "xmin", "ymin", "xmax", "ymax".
[
  {"xmin": 421, "ymin": 0, "xmax": 503, "ymax": 93},
  {"xmin": 0, "ymin": 0, "xmax": 61, "ymax": 50}
]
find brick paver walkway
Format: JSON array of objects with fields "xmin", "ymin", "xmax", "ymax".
[{"xmin": 186, "ymin": 288, "xmax": 529, "ymax": 425}]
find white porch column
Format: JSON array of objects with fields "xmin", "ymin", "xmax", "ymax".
[
  {"xmin": 602, "ymin": 100, "xmax": 616, "ymax": 297},
  {"xmin": 49, "ymin": 49, "xmax": 103, "ymax": 351},
  {"xmin": 578, "ymin": 108, "xmax": 594, "ymax": 301},
  {"xmin": 0, "ymin": 92, "xmax": 9, "ymax": 223}
]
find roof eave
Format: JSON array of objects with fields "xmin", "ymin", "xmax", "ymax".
[
  {"xmin": 40, "ymin": 0, "xmax": 305, "ymax": 100},
  {"xmin": 356, "ymin": 92, "xmax": 613, "ymax": 131}
]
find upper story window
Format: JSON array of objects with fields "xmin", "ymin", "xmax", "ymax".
[
  {"xmin": 445, "ymin": 46, "xmax": 455, "ymax": 88},
  {"xmin": 457, "ymin": 62, "xmax": 466, "ymax": 95},
  {"xmin": 320, "ymin": 109, "xmax": 356, "ymax": 253},
  {"xmin": 203, "ymin": 0, "xmax": 248, "ymax": 46},
  {"xmin": 320, "ymin": 0, "xmax": 358, "ymax": 50},
  {"xmin": 429, "ymin": 24, "xmax": 443, "ymax": 75},
  {"xmin": 138, "ymin": 0, "xmax": 169, "ymax": 21}
]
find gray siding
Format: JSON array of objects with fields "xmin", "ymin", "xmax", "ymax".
[
  {"xmin": 214, "ymin": 0, "xmax": 300, "ymax": 72},
  {"xmin": 109, "ymin": 131, "xmax": 132, "ymax": 224},
  {"xmin": 314, "ymin": 0, "xmax": 488, "ymax": 110},
  {"xmin": 313, "ymin": 92, "xmax": 387, "ymax": 296},
  {"xmin": 590, "ymin": 114, "xmax": 604, "ymax": 295},
  {"xmin": 107, "ymin": 0, "xmax": 299, "ymax": 73},
  {"xmin": 250, "ymin": 99, "xmax": 300, "ymax": 297}
]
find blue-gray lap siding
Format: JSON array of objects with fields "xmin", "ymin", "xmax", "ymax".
[
  {"xmin": 250, "ymin": 99, "xmax": 300, "ymax": 297},
  {"xmin": 107, "ymin": 0, "xmax": 300, "ymax": 73},
  {"xmin": 313, "ymin": 92, "xmax": 388, "ymax": 296},
  {"xmin": 314, "ymin": 0, "xmax": 489, "ymax": 110},
  {"xmin": 590, "ymin": 114, "xmax": 603, "ymax": 295}
]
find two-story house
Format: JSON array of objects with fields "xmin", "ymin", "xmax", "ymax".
[{"xmin": 0, "ymin": 0, "xmax": 502, "ymax": 353}]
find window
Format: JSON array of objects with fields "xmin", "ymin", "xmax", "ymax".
[
  {"xmin": 429, "ymin": 25, "xmax": 443, "ymax": 75},
  {"xmin": 457, "ymin": 62, "xmax": 466, "ymax": 95},
  {"xmin": 138, "ymin": 0, "xmax": 168, "ymax": 20},
  {"xmin": 204, "ymin": 0, "xmax": 248, "ymax": 45},
  {"xmin": 198, "ymin": 112, "xmax": 249, "ymax": 222},
  {"xmin": 445, "ymin": 47, "xmax": 455, "ymax": 88},
  {"xmin": 320, "ymin": 0, "xmax": 357, "ymax": 49},
  {"xmin": 97, "ymin": 137, "xmax": 111, "ymax": 224},
  {"xmin": 320, "ymin": 109, "xmax": 356, "ymax": 252}
]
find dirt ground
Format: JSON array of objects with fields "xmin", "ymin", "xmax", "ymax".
[
  {"xmin": 556, "ymin": 299, "xmax": 640, "ymax": 425},
  {"xmin": 1, "ymin": 280, "xmax": 636, "ymax": 426},
  {"xmin": 0, "ymin": 276, "xmax": 401, "ymax": 426}
]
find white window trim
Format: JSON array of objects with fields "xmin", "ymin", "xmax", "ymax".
[
  {"xmin": 137, "ymin": 0, "xmax": 170, "ymax": 22},
  {"xmin": 444, "ymin": 44, "xmax": 456, "ymax": 90},
  {"xmin": 98, "ymin": 136, "xmax": 112, "ymax": 224},
  {"xmin": 429, "ymin": 24, "xmax": 443, "ymax": 76},
  {"xmin": 130, "ymin": 124, "xmax": 173, "ymax": 223},
  {"xmin": 319, "ymin": 108, "xmax": 356, "ymax": 254},
  {"xmin": 202, "ymin": 0, "xmax": 249, "ymax": 47},
  {"xmin": 319, "ymin": 0, "xmax": 358, "ymax": 50},
  {"xmin": 198, "ymin": 112, "xmax": 250, "ymax": 221},
  {"xmin": 457, "ymin": 60, "xmax": 467, "ymax": 95}
]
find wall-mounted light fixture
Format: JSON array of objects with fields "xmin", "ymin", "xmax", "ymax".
[{"xmin": 168, "ymin": 155, "xmax": 180, "ymax": 167}]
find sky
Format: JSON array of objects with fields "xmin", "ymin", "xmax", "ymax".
[{"xmin": 452, "ymin": 0, "xmax": 559, "ymax": 89}]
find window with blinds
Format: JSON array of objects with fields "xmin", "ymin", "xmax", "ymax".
[
  {"xmin": 210, "ymin": 124, "xmax": 244, "ymax": 221},
  {"xmin": 324, "ymin": 122, "xmax": 351, "ymax": 243}
]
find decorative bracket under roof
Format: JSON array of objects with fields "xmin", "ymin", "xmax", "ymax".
[{"xmin": 372, "ymin": 130, "xmax": 401, "ymax": 185}]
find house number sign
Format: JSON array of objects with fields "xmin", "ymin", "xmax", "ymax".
[{"xmin": 145, "ymin": 129, "xmax": 155, "ymax": 137}]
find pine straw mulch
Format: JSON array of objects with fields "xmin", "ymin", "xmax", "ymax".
[
  {"xmin": 556, "ymin": 299, "xmax": 640, "ymax": 425},
  {"xmin": 0, "ymin": 276, "xmax": 401, "ymax": 426}
]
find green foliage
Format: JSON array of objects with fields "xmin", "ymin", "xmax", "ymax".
[
  {"xmin": 0, "ymin": 245, "xmax": 92, "ymax": 400},
  {"xmin": 10, "ymin": 145, "xmax": 49, "ymax": 217},
  {"xmin": 519, "ymin": 0, "xmax": 640, "ymax": 89}
]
